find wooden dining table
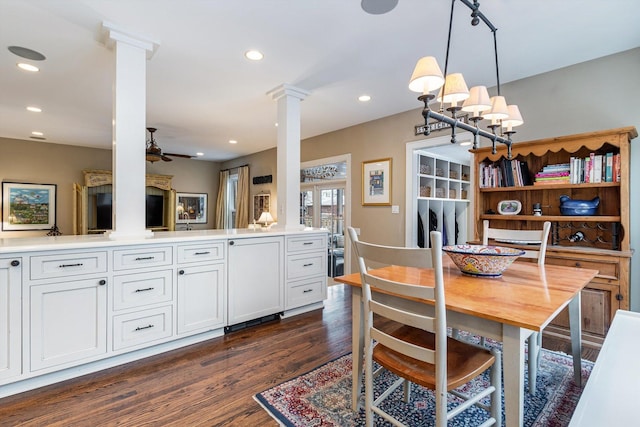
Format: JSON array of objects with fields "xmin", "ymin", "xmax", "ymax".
[{"xmin": 335, "ymin": 256, "xmax": 598, "ymax": 427}]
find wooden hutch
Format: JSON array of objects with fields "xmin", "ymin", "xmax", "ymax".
[
  {"xmin": 472, "ymin": 126, "xmax": 637, "ymax": 347},
  {"xmin": 73, "ymin": 169, "xmax": 176, "ymax": 235}
]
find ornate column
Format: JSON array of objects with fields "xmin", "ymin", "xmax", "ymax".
[
  {"xmin": 267, "ymin": 84, "xmax": 310, "ymax": 230},
  {"xmin": 102, "ymin": 22, "xmax": 158, "ymax": 239}
]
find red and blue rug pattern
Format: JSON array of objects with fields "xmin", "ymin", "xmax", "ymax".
[{"xmin": 255, "ymin": 347, "xmax": 592, "ymax": 426}]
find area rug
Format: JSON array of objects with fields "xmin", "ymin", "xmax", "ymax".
[{"xmin": 255, "ymin": 346, "xmax": 593, "ymax": 426}]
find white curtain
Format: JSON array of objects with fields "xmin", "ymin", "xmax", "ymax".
[
  {"xmin": 236, "ymin": 166, "xmax": 250, "ymax": 228},
  {"xmin": 215, "ymin": 169, "xmax": 229, "ymax": 229}
]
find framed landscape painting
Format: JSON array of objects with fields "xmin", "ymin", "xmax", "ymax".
[
  {"xmin": 2, "ymin": 182, "xmax": 57, "ymax": 231},
  {"xmin": 362, "ymin": 158, "xmax": 392, "ymax": 206}
]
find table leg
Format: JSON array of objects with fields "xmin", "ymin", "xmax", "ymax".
[
  {"xmin": 502, "ymin": 325, "xmax": 528, "ymax": 427},
  {"xmin": 568, "ymin": 292, "xmax": 583, "ymax": 386},
  {"xmin": 351, "ymin": 288, "xmax": 364, "ymax": 412}
]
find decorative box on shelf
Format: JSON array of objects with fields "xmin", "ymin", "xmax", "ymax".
[
  {"xmin": 435, "ymin": 188, "xmax": 445, "ymax": 198},
  {"xmin": 449, "ymin": 189, "xmax": 456, "ymax": 199},
  {"xmin": 420, "ymin": 186, "xmax": 431, "ymax": 197},
  {"xmin": 449, "ymin": 170, "xmax": 458, "ymax": 179},
  {"xmin": 420, "ymin": 164, "xmax": 432, "ymax": 175}
]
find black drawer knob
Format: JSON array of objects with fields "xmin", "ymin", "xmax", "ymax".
[{"xmin": 10, "ymin": 260, "xmax": 20, "ymax": 267}]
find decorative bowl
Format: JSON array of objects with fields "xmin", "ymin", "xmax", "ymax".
[
  {"xmin": 559, "ymin": 195, "xmax": 599, "ymax": 216},
  {"xmin": 442, "ymin": 245, "xmax": 525, "ymax": 277}
]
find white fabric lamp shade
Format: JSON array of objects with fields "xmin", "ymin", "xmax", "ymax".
[
  {"xmin": 258, "ymin": 211, "xmax": 274, "ymax": 225},
  {"xmin": 409, "ymin": 56, "xmax": 445, "ymax": 94},
  {"xmin": 502, "ymin": 104, "xmax": 524, "ymax": 131},
  {"xmin": 436, "ymin": 73, "xmax": 470, "ymax": 106},
  {"xmin": 461, "ymin": 85, "xmax": 492, "ymax": 116},
  {"xmin": 483, "ymin": 95, "xmax": 509, "ymax": 122}
]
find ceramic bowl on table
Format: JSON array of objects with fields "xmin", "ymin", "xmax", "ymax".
[{"xmin": 442, "ymin": 245, "xmax": 525, "ymax": 277}]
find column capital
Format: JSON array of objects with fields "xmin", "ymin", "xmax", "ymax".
[
  {"xmin": 101, "ymin": 21, "xmax": 160, "ymax": 59},
  {"xmin": 267, "ymin": 83, "xmax": 310, "ymax": 101}
]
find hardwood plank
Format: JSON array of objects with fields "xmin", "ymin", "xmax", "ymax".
[{"xmin": 0, "ymin": 283, "xmax": 598, "ymax": 426}]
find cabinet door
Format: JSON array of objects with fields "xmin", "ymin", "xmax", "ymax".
[
  {"xmin": 0, "ymin": 258, "xmax": 21, "ymax": 382},
  {"xmin": 30, "ymin": 277, "xmax": 107, "ymax": 371},
  {"xmin": 177, "ymin": 263, "xmax": 225, "ymax": 335},
  {"xmin": 227, "ymin": 236, "xmax": 284, "ymax": 325}
]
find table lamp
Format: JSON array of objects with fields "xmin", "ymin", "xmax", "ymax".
[{"xmin": 258, "ymin": 211, "xmax": 274, "ymax": 228}]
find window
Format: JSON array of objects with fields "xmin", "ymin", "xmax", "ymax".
[{"xmin": 226, "ymin": 172, "xmax": 238, "ymax": 229}]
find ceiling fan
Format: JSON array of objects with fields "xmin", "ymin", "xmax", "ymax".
[{"xmin": 146, "ymin": 127, "xmax": 194, "ymax": 162}]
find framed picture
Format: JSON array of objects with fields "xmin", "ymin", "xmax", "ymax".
[
  {"xmin": 2, "ymin": 182, "xmax": 57, "ymax": 231},
  {"xmin": 253, "ymin": 193, "xmax": 270, "ymax": 222},
  {"xmin": 176, "ymin": 192, "xmax": 207, "ymax": 224},
  {"xmin": 362, "ymin": 158, "xmax": 392, "ymax": 206}
]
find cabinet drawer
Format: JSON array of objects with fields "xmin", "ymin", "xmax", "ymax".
[
  {"xmin": 287, "ymin": 235, "xmax": 326, "ymax": 253},
  {"xmin": 30, "ymin": 251, "xmax": 107, "ymax": 280},
  {"xmin": 113, "ymin": 246, "xmax": 173, "ymax": 271},
  {"xmin": 287, "ymin": 253, "xmax": 325, "ymax": 280},
  {"xmin": 547, "ymin": 256, "xmax": 619, "ymax": 282},
  {"xmin": 177, "ymin": 242, "xmax": 224, "ymax": 264},
  {"xmin": 112, "ymin": 306, "xmax": 172, "ymax": 351},
  {"xmin": 113, "ymin": 270, "xmax": 173, "ymax": 311},
  {"xmin": 286, "ymin": 277, "xmax": 326, "ymax": 309}
]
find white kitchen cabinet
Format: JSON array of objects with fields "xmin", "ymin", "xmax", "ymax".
[
  {"xmin": 0, "ymin": 257, "xmax": 21, "ymax": 382},
  {"xmin": 30, "ymin": 277, "xmax": 107, "ymax": 371},
  {"xmin": 227, "ymin": 236, "xmax": 284, "ymax": 325},
  {"xmin": 177, "ymin": 263, "xmax": 225, "ymax": 335},
  {"xmin": 112, "ymin": 305, "xmax": 173, "ymax": 351},
  {"xmin": 285, "ymin": 234, "xmax": 327, "ymax": 311}
]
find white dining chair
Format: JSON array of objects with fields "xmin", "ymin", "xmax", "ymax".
[
  {"xmin": 348, "ymin": 226, "xmax": 501, "ymax": 427},
  {"xmin": 484, "ymin": 219, "xmax": 551, "ymax": 393}
]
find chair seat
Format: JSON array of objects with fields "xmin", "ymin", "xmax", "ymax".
[{"xmin": 374, "ymin": 325, "xmax": 496, "ymax": 391}]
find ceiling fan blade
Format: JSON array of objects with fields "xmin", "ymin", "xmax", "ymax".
[
  {"xmin": 164, "ymin": 152, "xmax": 195, "ymax": 159},
  {"xmin": 161, "ymin": 155, "xmax": 173, "ymax": 162}
]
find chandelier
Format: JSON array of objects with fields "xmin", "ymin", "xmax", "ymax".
[{"xmin": 409, "ymin": 0, "xmax": 523, "ymax": 159}]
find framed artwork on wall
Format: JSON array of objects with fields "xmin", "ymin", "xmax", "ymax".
[
  {"xmin": 2, "ymin": 182, "xmax": 57, "ymax": 231},
  {"xmin": 362, "ymin": 158, "xmax": 392, "ymax": 206},
  {"xmin": 176, "ymin": 192, "xmax": 207, "ymax": 224}
]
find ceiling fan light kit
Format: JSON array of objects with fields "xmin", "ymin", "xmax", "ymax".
[{"xmin": 408, "ymin": 0, "xmax": 524, "ymax": 159}]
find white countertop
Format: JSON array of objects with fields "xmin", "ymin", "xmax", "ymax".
[
  {"xmin": 0, "ymin": 227, "xmax": 328, "ymax": 253},
  {"xmin": 569, "ymin": 310, "xmax": 640, "ymax": 426}
]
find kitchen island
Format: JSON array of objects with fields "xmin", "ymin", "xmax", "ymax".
[{"xmin": 0, "ymin": 228, "xmax": 328, "ymax": 397}]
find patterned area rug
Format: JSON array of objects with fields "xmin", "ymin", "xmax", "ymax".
[{"xmin": 255, "ymin": 345, "xmax": 593, "ymax": 426}]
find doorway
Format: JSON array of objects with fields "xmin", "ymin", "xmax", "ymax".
[{"xmin": 300, "ymin": 154, "xmax": 351, "ymax": 281}]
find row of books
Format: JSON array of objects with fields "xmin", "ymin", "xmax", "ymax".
[
  {"xmin": 533, "ymin": 162, "xmax": 570, "ymax": 185},
  {"xmin": 569, "ymin": 152, "xmax": 621, "ymax": 184},
  {"xmin": 478, "ymin": 158, "xmax": 532, "ymax": 188}
]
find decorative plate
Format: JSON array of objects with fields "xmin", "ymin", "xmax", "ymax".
[{"xmin": 497, "ymin": 200, "xmax": 522, "ymax": 215}]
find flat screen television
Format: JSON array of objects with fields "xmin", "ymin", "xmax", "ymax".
[
  {"xmin": 145, "ymin": 194, "xmax": 164, "ymax": 228},
  {"xmin": 96, "ymin": 193, "xmax": 112, "ymax": 230},
  {"xmin": 94, "ymin": 193, "xmax": 164, "ymax": 229}
]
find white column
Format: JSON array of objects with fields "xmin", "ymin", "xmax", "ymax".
[
  {"xmin": 267, "ymin": 84, "xmax": 310, "ymax": 230},
  {"xmin": 102, "ymin": 22, "xmax": 158, "ymax": 239}
]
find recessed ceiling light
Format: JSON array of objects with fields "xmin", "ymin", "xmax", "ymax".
[
  {"xmin": 460, "ymin": 141, "xmax": 473, "ymax": 146},
  {"xmin": 26, "ymin": 106, "xmax": 42, "ymax": 113},
  {"xmin": 358, "ymin": 95, "xmax": 371, "ymax": 102},
  {"xmin": 229, "ymin": 140, "xmax": 238, "ymax": 144},
  {"xmin": 245, "ymin": 50, "xmax": 264, "ymax": 61},
  {"xmin": 17, "ymin": 62, "xmax": 39, "ymax": 72},
  {"xmin": 196, "ymin": 152, "xmax": 204, "ymax": 157},
  {"xmin": 31, "ymin": 131, "xmax": 44, "ymax": 136}
]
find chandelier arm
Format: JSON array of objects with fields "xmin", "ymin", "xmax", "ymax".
[
  {"xmin": 440, "ymin": 0, "xmax": 457, "ymax": 113},
  {"xmin": 493, "ymin": 30, "xmax": 501, "ymax": 96},
  {"xmin": 459, "ymin": 0, "xmax": 497, "ymax": 31},
  {"xmin": 426, "ymin": 109, "xmax": 512, "ymax": 150}
]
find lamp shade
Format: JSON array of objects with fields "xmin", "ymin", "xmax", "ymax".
[
  {"xmin": 483, "ymin": 95, "xmax": 509, "ymax": 122},
  {"xmin": 436, "ymin": 73, "xmax": 470, "ymax": 106},
  {"xmin": 501, "ymin": 105, "xmax": 524, "ymax": 131},
  {"xmin": 408, "ymin": 56, "xmax": 445, "ymax": 94},
  {"xmin": 461, "ymin": 85, "xmax": 491, "ymax": 116},
  {"xmin": 258, "ymin": 211, "xmax": 274, "ymax": 225}
]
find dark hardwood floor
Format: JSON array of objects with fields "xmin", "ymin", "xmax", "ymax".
[{"xmin": 0, "ymin": 283, "xmax": 599, "ymax": 426}]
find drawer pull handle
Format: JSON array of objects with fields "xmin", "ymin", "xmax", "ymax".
[
  {"xmin": 135, "ymin": 287, "xmax": 154, "ymax": 293},
  {"xmin": 303, "ymin": 289, "xmax": 313, "ymax": 293},
  {"xmin": 135, "ymin": 256, "xmax": 155, "ymax": 261},
  {"xmin": 303, "ymin": 263, "xmax": 314, "ymax": 267},
  {"xmin": 10, "ymin": 260, "xmax": 20, "ymax": 267},
  {"xmin": 179, "ymin": 270, "xmax": 185, "ymax": 275},
  {"xmin": 303, "ymin": 242, "xmax": 313, "ymax": 245},
  {"xmin": 135, "ymin": 324, "xmax": 154, "ymax": 331},
  {"xmin": 99, "ymin": 279, "xmax": 107, "ymax": 286},
  {"xmin": 194, "ymin": 251, "xmax": 211, "ymax": 255},
  {"xmin": 59, "ymin": 263, "xmax": 83, "ymax": 268}
]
